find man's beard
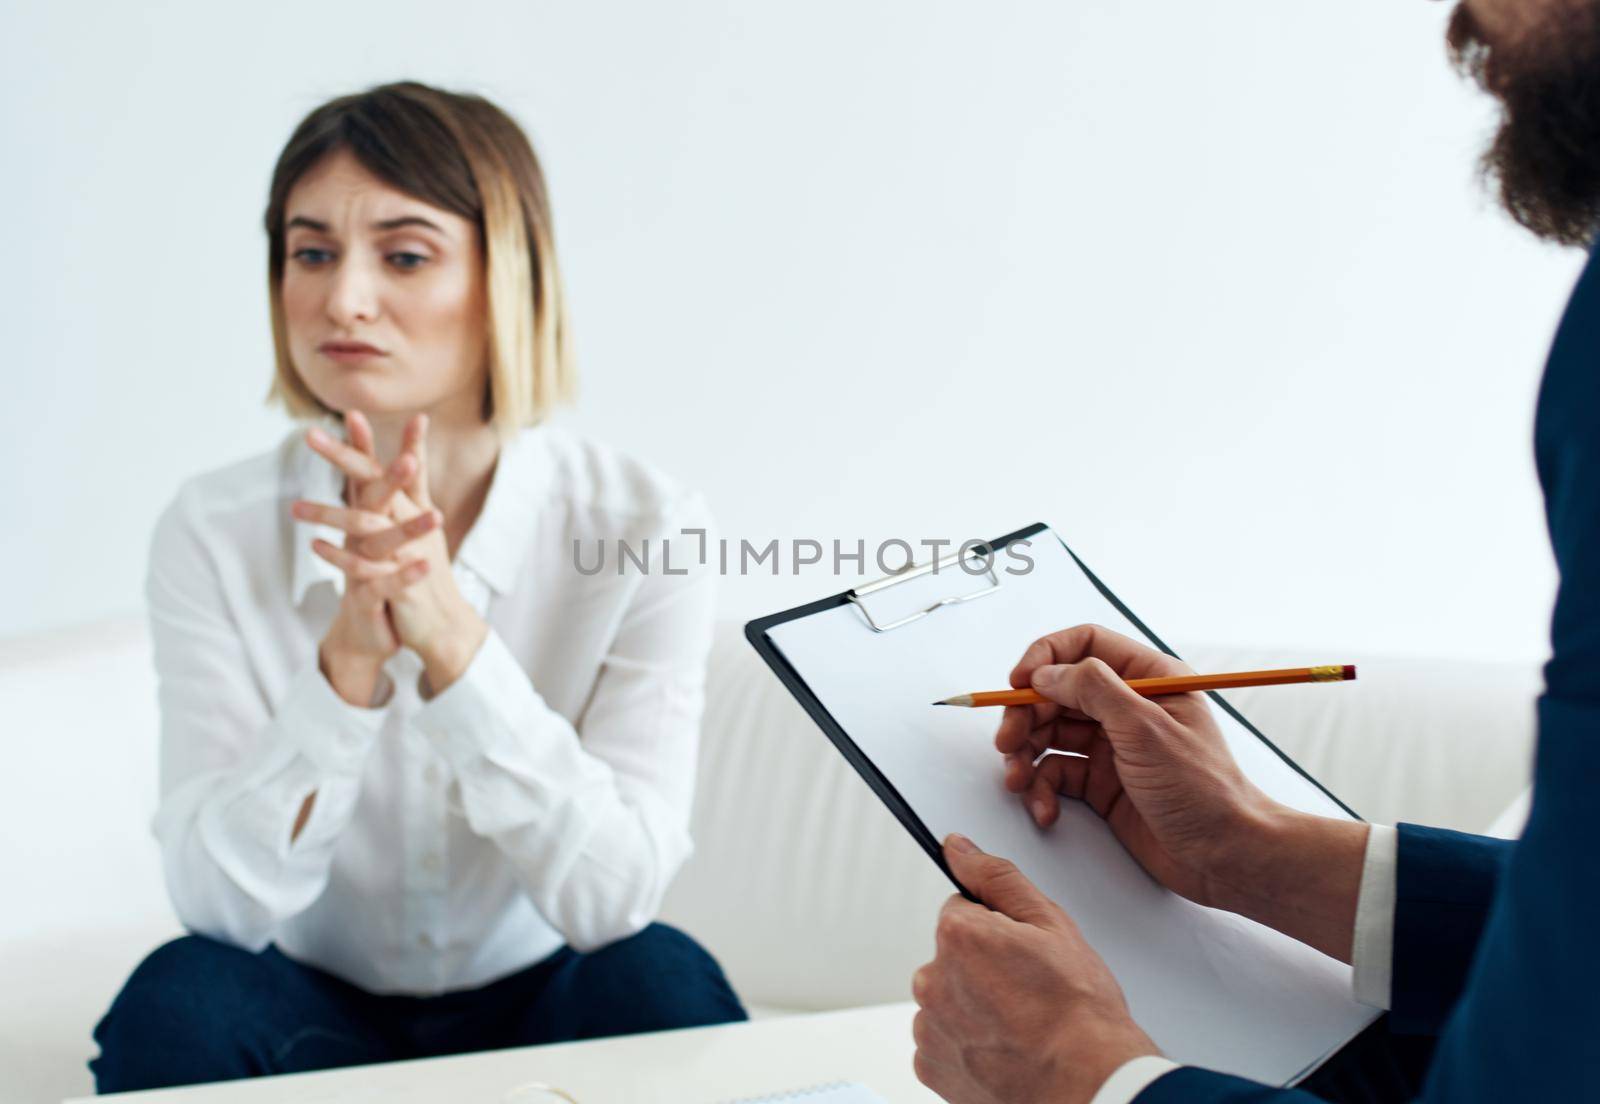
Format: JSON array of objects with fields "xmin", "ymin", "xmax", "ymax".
[{"xmin": 1449, "ymin": 2, "xmax": 1600, "ymax": 247}]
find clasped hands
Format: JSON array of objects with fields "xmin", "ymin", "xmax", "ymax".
[{"xmin": 294, "ymin": 411, "xmax": 486, "ymax": 707}]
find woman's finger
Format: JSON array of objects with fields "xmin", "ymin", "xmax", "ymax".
[
  {"xmin": 339, "ymin": 413, "xmax": 380, "ymax": 516},
  {"xmin": 354, "ymin": 453, "xmax": 420, "ymax": 514},
  {"xmin": 307, "ymin": 426, "xmax": 385, "ymax": 482},
  {"xmin": 311, "ymin": 538, "xmax": 399, "ymax": 581},
  {"xmin": 291, "ymin": 500, "xmax": 393, "ymax": 537},
  {"xmin": 360, "ymin": 557, "xmax": 431, "ymax": 601},
  {"xmin": 346, "ymin": 409, "xmax": 378, "ymax": 460},
  {"xmin": 350, "ymin": 510, "xmax": 441, "ymax": 560},
  {"xmin": 401, "ymin": 412, "xmax": 432, "ymax": 506}
]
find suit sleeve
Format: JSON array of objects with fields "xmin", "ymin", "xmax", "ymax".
[
  {"xmin": 1131, "ymin": 1067, "xmax": 1323, "ymax": 1102},
  {"xmin": 1386, "ymin": 825, "xmax": 1511, "ymax": 1034},
  {"xmin": 1408, "ymin": 697, "xmax": 1600, "ymax": 1101}
]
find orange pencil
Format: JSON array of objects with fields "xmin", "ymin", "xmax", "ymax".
[{"xmin": 933, "ymin": 664, "xmax": 1356, "ymax": 707}]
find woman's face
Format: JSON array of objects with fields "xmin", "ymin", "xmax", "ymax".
[{"xmin": 281, "ymin": 148, "xmax": 488, "ymax": 422}]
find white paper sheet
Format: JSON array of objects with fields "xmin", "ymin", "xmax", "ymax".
[{"xmin": 763, "ymin": 530, "xmax": 1379, "ymax": 1085}]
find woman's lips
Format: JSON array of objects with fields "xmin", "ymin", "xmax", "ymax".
[{"xmin": 319, "ymin": 342, "xmax": 386, "ymax": 364}]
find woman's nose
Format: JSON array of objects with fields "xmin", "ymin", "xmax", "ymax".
[{"xmin": 325, "ymin": 257, "xmax": 380, "ymax": 327}]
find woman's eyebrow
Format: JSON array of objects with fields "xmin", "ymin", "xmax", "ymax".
[
  {"xmin": 285, "ymin": 215, "xmax": 448, "ymax": 234},
  {"xmin": 373, "ymin": 216, "xmax": 447, "ymax": 234}
]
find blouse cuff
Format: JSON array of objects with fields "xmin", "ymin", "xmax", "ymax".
[
  {"xmin": 1351, "ymin": 823, "xmax": 1399, "ymax": 1009},
  {"xmin": 413, "ymin": 629, "xmax": 550, "ymax": 770},
  {"xmin": 277, "ymin": 662, "xmax": 388, "ymax": 776},
  {"xmin": 1089, "ymin": 1056, "xmax": 1181, "ymax": 1104}
]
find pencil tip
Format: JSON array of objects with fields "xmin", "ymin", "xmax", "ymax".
[{"xmin": 932, "ymin": 700, "xmax": 947, "ymax": 706}]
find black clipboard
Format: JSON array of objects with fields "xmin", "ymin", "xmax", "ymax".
[{"xmin": 744, "ymin": 521, "xmax": 1360, "ymax": 898}]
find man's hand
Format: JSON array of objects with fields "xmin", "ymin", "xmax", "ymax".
[
  {"xmin": 912, "ymin": 834, "xmax": 1158, "ymax": 1104},
  {"xmin": 998, "ymin": 623, "xmax": 1369, "ymax": 962},
  {"xmin": 996, "ymin": 623, "xmax": 1279, "ymax": 909}
]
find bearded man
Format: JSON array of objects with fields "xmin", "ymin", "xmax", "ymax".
[{"xmin": 909, "ymin": 1, "xmax": 1600, "ymax": 1101}]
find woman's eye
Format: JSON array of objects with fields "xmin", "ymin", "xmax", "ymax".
[
  {"xmin": 291, "ymin": 247, "xmax": 334, "ymax": 266},
  {"xmin": 388, "ymin": 251, "xmax": 430, "ymax": 271}
]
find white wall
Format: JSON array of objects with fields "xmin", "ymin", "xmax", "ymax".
[{"xmin": 1, "ymin": 0, "xmax": 1581, "ymax": 663}]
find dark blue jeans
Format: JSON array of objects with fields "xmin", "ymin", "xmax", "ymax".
[{"xmin": 90, "ymin": 924, "xmax": 747, "ymax": 1094}]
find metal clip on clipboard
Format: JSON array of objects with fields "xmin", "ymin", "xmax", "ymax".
[{"xmin": 846, "ymin": 543, "xmax": 1003, "ymax": 633}]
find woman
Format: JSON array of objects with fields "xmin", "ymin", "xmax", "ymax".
[{"xmin": 90, "ymin": 81, "xmax": 745, "ymax": 1093}]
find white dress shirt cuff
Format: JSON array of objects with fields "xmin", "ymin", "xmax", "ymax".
[
  {"xmin": 1351, "ymin": 823, "xmax": 1399, "ymax": 1009},
  {"xmin": 415, "ymin": 629, "xmax": 545, "ymax": 768},
  {"xmin": 277, "ymin": 662, "xmax": 389, "ymax": 776},
  {"xmin": 1088, "ymin": 1055, "xmax": 1181, "ymax": 1104}
]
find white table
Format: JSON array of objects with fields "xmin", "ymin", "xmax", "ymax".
[{"xmin": 73, "ymin": 1001, "xmax": 941, "ymax": 1103}]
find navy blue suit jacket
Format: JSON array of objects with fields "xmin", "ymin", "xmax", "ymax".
[{"xmin": 1139, "ymin": 251, "xmax": 1600, "ymax": 1102}]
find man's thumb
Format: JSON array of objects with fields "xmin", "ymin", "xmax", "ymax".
[
  {"xmin": 1030, "ymin": 663, "xmax": 1067, "ymax": 694},
  {"xmin": 1034, "ymin": 658, "xmax": 1149, "ymax": 724},
  {"xmin": 944, "ymin": 834, "xmax": 1064, "ymax": 930}
]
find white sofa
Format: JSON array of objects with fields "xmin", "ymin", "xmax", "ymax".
[{"xmin": 0, "ymin": 618, "xmax": 1539, "ymax": 1103}]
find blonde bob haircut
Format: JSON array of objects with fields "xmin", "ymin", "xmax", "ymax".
[{"xmin": 263, "ymin": 81, "xmax": 573, "ymax": 436}]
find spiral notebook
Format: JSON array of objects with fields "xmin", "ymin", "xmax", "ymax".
[{"xmin": 744, "ymin": 523, "xmax": 1381, "ymax": 1086}]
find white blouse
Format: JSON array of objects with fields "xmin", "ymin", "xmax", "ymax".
[{"xmin": 145, "ymin": 424, "xmax": 715, "ymax": 996}]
